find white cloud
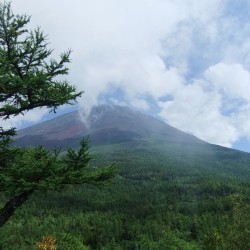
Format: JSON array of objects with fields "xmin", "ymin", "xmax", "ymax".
[
  {"xmin": 2, "ymin": 0, "xmax": 250, "ymax": 149},
  {"xmin": 158, "ymin": 62, "xmax": 250, "ymax": 147},
  {"xmin": 130, "ymin": 98, "xmax": 150, "ymax": 111},
  {"xmin": 1, "ymin": 108, "xmax": 48, "ymax": 130},
  {"xmin": 157, "ymin": 79, "xmax": 239, "ymax": 147},
  {"xmin": 205, "ymin": 63, "xmax": 250, "ymax": 101}
]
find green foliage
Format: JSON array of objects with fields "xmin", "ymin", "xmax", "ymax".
[
  {"xmin": 0, "ymin": 1, "xmax": 249, "ymax": 248},
  {"xmin": 0, "ymin": 2, "xmax": 115, "ymax": 228},
  {"xmin": 1, "ymin": 138, "xmax": 115, "ymax": 198},
  {"xmin": 0, "ymin": 141, "xmax": 249, "ymax": 249},
  {"xmin": 0, "ymin": 2, "xmax": 82, "ymax": 119}
]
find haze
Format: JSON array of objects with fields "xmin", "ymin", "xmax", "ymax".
[{"xmin": 4, "ymin": 0, "xmax": 250, "ymax": 152}]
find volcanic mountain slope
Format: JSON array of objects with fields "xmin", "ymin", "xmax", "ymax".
[
  {"xmin": 14, "ymin": 104, "xmax": 250, "ymax": 180},
  {"xmin": 7, "ymin": 106, "xmax": 250, "ymax": 250},
  {"xmin": 15, "ymin": 104, "xmax": 205, "ymax": 148}
]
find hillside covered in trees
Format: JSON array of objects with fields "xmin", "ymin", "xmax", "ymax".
[
  {"xmin": 0, "ymin": 2, "xmax": 250, "ymax": 249},
  {"xmin": 1, "ymin": 135, "xmax": 250, "ymax": 249}
]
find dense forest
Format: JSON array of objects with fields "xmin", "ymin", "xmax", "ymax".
[
  {"xmin": 0, "ymin": 2, "xmax": 249, "ymax": 249},
  {"xmin": 1, "ymin": 140, "xmax": 249, "ymax": 249}
]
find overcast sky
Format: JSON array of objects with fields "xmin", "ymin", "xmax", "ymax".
[{"xmin": 2, "ymin": 0, "xmax": 250, "ymax": 152}]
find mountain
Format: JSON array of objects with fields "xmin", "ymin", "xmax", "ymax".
[
  {"xmin": 5, "ymin": 105, "xmax": 250, "ymax": 249},
  {"xmin": 15, "ymin": 104, "xmax": 250, "ymax": 180},
  {"xmin": 15, "ymin": 104, "xmax": 205, "ymax": 148}
]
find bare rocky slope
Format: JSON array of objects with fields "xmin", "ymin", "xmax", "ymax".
[{"xmin": 15, "ymin": 104, "xmax": 205, "ymax": 148}]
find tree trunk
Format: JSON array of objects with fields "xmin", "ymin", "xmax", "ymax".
[{"xmin": 0, "ymin": 191, "xmax": 33, "ymax": 227}]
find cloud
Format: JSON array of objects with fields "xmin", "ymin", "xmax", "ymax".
[
  {"xmin": 1, "ymin": 108, "xmax": 48, "ymax": 130},
  {"xmin": 158, "ymin": 62, "xmax": 250, "ymax": 147},
  {"xmin": 205, "ymin": 63, "xmax": 250, "ymax": 101},
  {"xmin": 157, "ymin": 76, "xmax": 239, "ymax": 147},
  {"xmin": 3, "ymin": 0, "xmax": 250, "ymax": 148}
]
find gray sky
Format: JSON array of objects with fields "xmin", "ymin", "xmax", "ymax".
[{"xmin": 3, "ymin": 0, "xmax": 250, "ymax": 152}]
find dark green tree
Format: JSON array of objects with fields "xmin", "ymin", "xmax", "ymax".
[{"xmin": 0, "ymin": 2, "xmax": 115, "ymax": 227}]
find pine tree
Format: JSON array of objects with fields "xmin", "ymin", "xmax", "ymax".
[{"xmin": 0, "ymin": 2, "xmax": 115, "ymax": 227}]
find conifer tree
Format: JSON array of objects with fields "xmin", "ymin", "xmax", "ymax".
[{"xmin": 0, "ymin": 2, "xmax": 115, "ymax": 227}]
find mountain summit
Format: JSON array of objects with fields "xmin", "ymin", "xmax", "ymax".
[
  {"xmin": 14, "ymin": 104, "xmax": 250, "ymax": 180},
  {"xmin": 15, "ymin": 104, "xmax": 204, "ymax": 148}
]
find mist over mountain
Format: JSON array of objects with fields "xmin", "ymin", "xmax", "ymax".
[
  {"xmin": 14, "ymin": 104, "xmax": 250, "ymax": 181},
  {"xmin": 9, "ymin": 106, "xmax": 250, "ymax": 249},
  {"xmin": 15, "ymin": 104, "xmax": 205, "ymax": 148}
]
